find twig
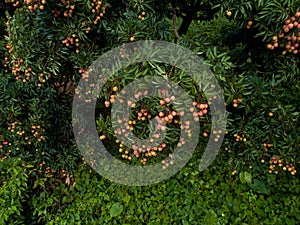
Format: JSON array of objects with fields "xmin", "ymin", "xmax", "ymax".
[{"xmin": 173, "ymin": 9, "xmax": 180, "ymax": 42}]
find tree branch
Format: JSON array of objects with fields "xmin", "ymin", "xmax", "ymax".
[
  {"xmin": 178, "ymin": 0, "xmax": 201, "ymax": 35},
  {"xmin": 173, "ymin": 8, "xmax": 180, "ymax": 42}
]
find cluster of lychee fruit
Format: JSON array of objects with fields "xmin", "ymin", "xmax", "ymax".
[
  {"xmin": 85, "ymin": 26, "xmax": 92, "ymax": 34},
  {"xmin": 11, "ymin": 59, "xmax": 33, "ymax": 83},
  {"xmin": 100, "ymin": 86, "xmax": 212, "ymax": 166},
  {"xmin": 136, "ymin": 108, "xmax": 152, "ymax": 121},
  {"xmin": 138, "ymin": 11, "xmax": 146, "ymax": 21},
  {"xmin": 90, "ymin": 0, "xmax": 106, "ymax": 25},
  {"xmin": 262, "ymin": 143, "xmax": 273, "ymax": 152},
  {"xmin": 7, "ymin": 57, "xmax": 49, "ymax": 85},
  {"xmin": 23, "ymin": 67, "xmax": 33, "ymax": 83},
  {"xmin": 11, "ymin": 0, "xmax": 20, "ymax": 7},
  {"xmin": 0, "ymin": 139, "xmax": 12, "ymax": 149},
  {"xmin": 10, "ymin": 58, "xmax": 23, "ymax": 75},
  {"xmin": 5, "ymin": 43, "xmax": 13, "ymax": 56},
  {"xmin": 37, "ymin": 165, "xmax": 74, "ymax": 187},
  {"xmin": 162, "ymin": 154, "xmax": 174, "ymax": 170},
  {"xmin": 232, "ymin": 98, "xmax": 242, "ymax": 108},
  {"xmin": 78, "ymin": 68, "xmax": 86, "ymax": 75},
  {"xmin": 7, "ymin": 121, "xmax": 19, "ymax": 135},
  {"xmin": 61, "ymin": 0, "xmax": 76, "ymax": 17},
  {"xmin": 85, "ymin": 158, "xmax": 97, "ymax": 168},
  {"xmin": 0, "ymin": 121, "xmax": 15, "ymax": 161},
  {"xmin": 4, "ymin": 0, "xmax": 39, "ymax": 11},
  {"xmin": 267, "ymin": 11, "xmax": 300, "ymax": 55},
  {"xmin": 50, "ymin": 0, "xmax": 75, "ymax": 17},
  {"xmin": 62, "ymin": 35, "xmax": 75, "ymax": 46},
  {"xmin": 208, "ymin": 129, "xmax": 224, "ymax": 142},
  {"xmin": 38, "ymin": 161, "xmax": 46, "ymax": 169},
  {"xmin": 51, "ymin": 9, "xmax": 61, "ymax": 18},
  {"xmin": 233, "ymin": 133, "xmax": 247, "ymax": 142},
  {"xmin": 267, "ymin": 156, "xmax": 297, "ymax": 175},
  {"xmin": 7, "ymin": 121, "xmax": 45, "ymax": 144},
  {"xmin": 24, "ymin": 0, "xmax": 46, "ymax": 12},
  {"xmin": 113, "ymin": 136, "xmax": 170, "ymax": 165},
  {"xmin": 61, "ymin": 34, "xmax": 80, "ymax": 53},
  {"xmin": 7, "ymin": 121, "xmax": 20, "ymax": 136},
  {"xmin": 31, "ymin": 125, "xmax": 45, "ymax": 142},
  {"xmin": 0, "ymin": 155, "xmax": 9, "ymax": 162},
  {"xmin": 37, "ymin": 72, "xmax": 50, "ymax": 87},
  {"xmin": 246, "ymin": 20, "xmax": 253, "ymax": 29},
  {"xmin": 224, "ymin": 147, "xmax": 231, "ymax": 153},
  {"xmin": 78, "ymin": 68, "xmax": 91, "ymax": 84}
]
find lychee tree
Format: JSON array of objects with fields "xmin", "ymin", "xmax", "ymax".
[{"xmin": 0, "ymin": 0, "xmax": 299, "ymax": 224}]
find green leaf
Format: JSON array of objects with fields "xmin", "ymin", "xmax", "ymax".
[
  {"xmin": 250, "ymin": 179, "xmax": 270, "ymax": 195},
  {"xmin": 110, "ymin": 203, "xmax": 123, "ymax": 217},
  {"xmin": 286, "ymin": 218, "xmax": 295, "ymax": 225},
  {"xmin": 205, "ymin": 209, "xmax": 218, "ymax": 224},
  {"xmin": 226, "ymin": 194, "xmax": 233, "ymax": 203},
  {"xmin": 123, "ymin": 194, "xmax": 131, "ymax": 206},
  {"xmin": 239, "ymin": 172, "xmax": 252, "ymax": 184}
]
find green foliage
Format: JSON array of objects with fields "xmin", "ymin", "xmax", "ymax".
[
  {"xmin": 0, "ymin": 158, "xmax": 29, "ymax": 224},
  {"xmin": 2, "ymin": 162, "xmax": 297, "ymax": 224},
  {"xmin": 217, "ymin": 0, "xmax": 300, "ymax": 42}
]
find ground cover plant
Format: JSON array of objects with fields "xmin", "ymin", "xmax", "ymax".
[{"xmin": 0, "ymin": 0, "xmax": 299, "ymax": 224}]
